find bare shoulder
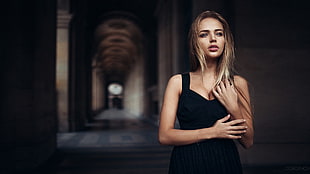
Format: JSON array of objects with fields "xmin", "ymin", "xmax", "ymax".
[
  {"xmin": 169, "ymin": 74, "xmax": 182, "ymax": 83},
  {"xmin": 233, "ymin": 75, "xmax": 248, "ymax": 90},
  {"xmin": 166, "ymin": 74, "xmax": 182, "ymax": 94}
]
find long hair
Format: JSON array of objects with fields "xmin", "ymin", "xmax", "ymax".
[
  {"xmin": 189, "ymin": 10, "xmax": 235, "ymax": 86},
  {"xmin": 189, "ymin": 11, "xmax": 254, "ymax": 118}
]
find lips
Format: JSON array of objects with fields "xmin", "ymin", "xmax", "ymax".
[{"xmin": 208, "ymin": 45, "xmax": 219, "ymax": 51}]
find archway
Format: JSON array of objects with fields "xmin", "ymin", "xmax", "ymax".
[{"xmin": 92, "ymin": 12, "xmax": 145, "ymax": 118}]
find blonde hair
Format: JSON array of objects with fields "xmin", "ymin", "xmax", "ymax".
[
  {"xmin": 189, "ymin": 10, "xmax": 235, "ymax": 86},
  {"xmin": 189, "ymin": 11, "xmax": 254, "ymax": 119}
]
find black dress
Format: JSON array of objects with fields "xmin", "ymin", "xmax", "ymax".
[{"xmin": 169, "ymin": 73, "xmax": 243, "ymax": 174}]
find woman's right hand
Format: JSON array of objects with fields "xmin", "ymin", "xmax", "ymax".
[{"xmin": 211, "ymin": 114, "xmax": 247, "ymax": 139}]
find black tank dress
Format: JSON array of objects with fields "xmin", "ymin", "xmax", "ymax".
[{"xmin": 168, "ymin": 73, "xmax": 243, "ymax": 174}]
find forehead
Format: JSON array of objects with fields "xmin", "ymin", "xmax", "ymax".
[{"xmin": 199, "ymin": 17, "xmax": 223, "ymax": 30}]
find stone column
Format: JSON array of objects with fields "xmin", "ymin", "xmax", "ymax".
[
  {"xmin": 56, "ymin": 9, "xmax": 71, "ymax": 132},
  {"xmin": 156, "ymin": 0, "xmax": 190, "ymax": 116},
  {"xmin": 92, "ymin": 65, "xmax": 105, "ymax": 113},
  {"xmin": 156, "ymin": 0, "xmax": 173, "ymax": 114}
]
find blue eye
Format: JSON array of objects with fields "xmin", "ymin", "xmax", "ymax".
[
  {"xmin": 216, "ymin": 32, "xmax": 223, "ymax": 36},
  {"xmin": 199, "ymin": 33, "xmax": 208, "ymax": 38}
]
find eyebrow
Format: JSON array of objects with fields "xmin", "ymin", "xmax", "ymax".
[{"xmin": 199, "ymin": 29, "xmax": 224, "ymax": 33}]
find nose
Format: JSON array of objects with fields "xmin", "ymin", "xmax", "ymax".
[{"xmin": 209, "ymin": 33, "xmax": 216, "ymax": 43}]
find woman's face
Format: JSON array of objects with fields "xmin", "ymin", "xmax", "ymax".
[{"xmin": 198, "ymin": 17, "xmax": 225, "ymax": 59}]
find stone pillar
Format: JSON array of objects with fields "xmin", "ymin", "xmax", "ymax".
[
  {"xmin": 170, "ymin": 0, "xmax": 191, "ymax": 74},
  {"xmin": 92, "ymin": 66, "xmax": 105, "ymax": 113},
  {"xmin": 56, "ymin": 5, "xmax": 71, "ymax": 132},
  {"xmin": 156, "ymin": 0, "xmax": 190, "ymax": 115},
  {"xmin": 156, "ymin": 0, "xmax": 173, "ymax": 113},
  {"xmin": 68, "ymin": 0, "xmax": 90, "ymax": 131},
  {"xmin": 124, "ymin": 56, "xmax": 145, "ymax": 117}
]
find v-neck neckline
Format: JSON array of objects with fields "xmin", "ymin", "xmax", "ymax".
[{"xmin": 188, "ymin": 73, "xmax": 216, "ymax": 101}]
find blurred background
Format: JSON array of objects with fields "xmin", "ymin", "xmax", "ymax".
[{"xmin": 1, "ymin": 0, "xmax": 310, "ymax": 173}]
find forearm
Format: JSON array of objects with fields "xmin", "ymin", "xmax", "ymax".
[
  {"xmin": 228, "ymin": 106, "xmax": 254, "ymax": 148},
  {"xmin": 238, "ymin": 126, "xmax": 254, "ymax": 148},
  {"xmin": 158, "ymin": 127, "xmax": 214, "ymax": 146}
]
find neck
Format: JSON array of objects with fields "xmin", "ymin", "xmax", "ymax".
[{"xmin": 200, "ymin": 58, "xmax": 218, "ymax": 77}]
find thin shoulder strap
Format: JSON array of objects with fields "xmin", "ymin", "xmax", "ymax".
[{"xmin": 181, "ymin": 73, "xmax": 190, "ymax": 92}]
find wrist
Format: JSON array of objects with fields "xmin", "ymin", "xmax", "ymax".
[
  {"xmin": 198, "ymin": 127, "xmax": 215, "ymax": 140},
  {"xmin": 227, "ymin": 105, "xmax": 241, "ymax": 117}
]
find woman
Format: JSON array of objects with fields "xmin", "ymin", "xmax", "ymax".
[{"xmin": 158, "ymin": 11, "xmax": 254, "ymax": 174}]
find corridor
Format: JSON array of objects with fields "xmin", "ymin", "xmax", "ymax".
[
  {"xmin": 34, "ymin": 109, "xmax": 172, "ymax": 174},
  {"xmin": 2, "ymin": 0, "xmax": 309, "ymax": 173},
  {"xmin": 31, "ymin": 109, "xmax": 308, "ymax": 174},
  {"xmin": 32, "ymin": 109, "xmax": 309, "ymax": 174}
]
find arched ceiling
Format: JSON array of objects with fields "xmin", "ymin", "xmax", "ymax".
[{"xmin": 94, "ymin": 13, "xmax": 142, "ymax": 82}]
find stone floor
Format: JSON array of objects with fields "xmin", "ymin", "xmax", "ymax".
[{"xmin": 30, "ymin": 109, "xmax": 309, "ymax": 174}]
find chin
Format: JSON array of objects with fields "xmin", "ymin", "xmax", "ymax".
[{"xmin": 206, "ymin": 54, "xmax": 221, "ymax": 59}]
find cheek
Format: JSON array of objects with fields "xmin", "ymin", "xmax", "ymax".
[
  {"xmin": 219, "ymin": 40, "xmax": 226, "ymax": 51},
  {"xmin": 220, "ymin": 39, "xmax": 226, "ymax": 47},
  {"xmin": 198, "ymin": 41, "xmax": 208, "ymax": 51}
]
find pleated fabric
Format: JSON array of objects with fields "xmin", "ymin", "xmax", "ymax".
[{"xmin": 168, "ymin": 73, "xmax": 243, "ymax": 174}]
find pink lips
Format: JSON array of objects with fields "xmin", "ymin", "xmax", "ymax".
[{"xmin": 208, "ymin": 45, "xmax": 219, "ymax": 51}]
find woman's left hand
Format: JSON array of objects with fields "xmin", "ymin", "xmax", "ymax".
[{"xmin": 212, "ymin": 79, "xmax": 239, "ymax": 112}]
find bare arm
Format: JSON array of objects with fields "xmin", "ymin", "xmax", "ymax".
[
  {"xmin": 158, "ymin": 75, "xmax": 247, "ymax": 146},
  {"xmin": 232, "ymin": 76, "xmax": 254, "ymax": 148},
  {"xmin": 212, "ymin": 76, "xmax": 254, "ymax": 149}
]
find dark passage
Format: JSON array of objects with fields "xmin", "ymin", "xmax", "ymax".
[{"xmin": 34, "ymin": 109, "xmax": 172, "ymax": 174}]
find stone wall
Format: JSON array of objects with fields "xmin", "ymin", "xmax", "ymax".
[
  {"xmin": 0, "ymin": 0, "xmax": 57, "ymax": 172},
  {"xmin": 234, "ymin": 0, "xmax": 310, "ymax": 165}
]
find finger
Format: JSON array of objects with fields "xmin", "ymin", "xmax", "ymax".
[
  {"xmin": 212, "ymin": 88, "xmax": 219, "ymax": 97},
  {"xmin": 220, "ymin": 81, "xmax": 226, "ymax": 91},
  {"xmin": 216, "ymin": 85, "xmax": 222, "ymax": 94},
  {"xmin": 230, "ymin": 83, "xmax": 236, "ymax": 92},
  {"xmin": 217, "ymin": 114, "xmax": 230, "ymax": 123},
  {"xmin": 224, "ymin": 79, "xmax": 230, "ymax": 88},
  {"xmin": 227, "ymin": 119, "xmax": 246, "ymax": 126},
  {"xmin": 227, "ymin": 134, "xmax": 242, "ymax": 139},
  {"xmin": 227, "ymin": 130, "xmax": 247, "ymax": 135},
  {"xmin": 227, "ymin": 80, "xmax": 236, "ymax": 92},
  {"xmin": 229, "ymin": 80, "xmax": 234, "ymax": 87},
  {"xmin": 229, "ymin": 125, "xmax": 248, "ymax": 130},
  {"xmin": 225, "ymin": 79, "xmax": 234, "ymax": 91}
]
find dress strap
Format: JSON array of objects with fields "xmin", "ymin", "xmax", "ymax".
[{"xmin": 181, "ymin": 73, "xmax": 190, "ymax": 92}]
